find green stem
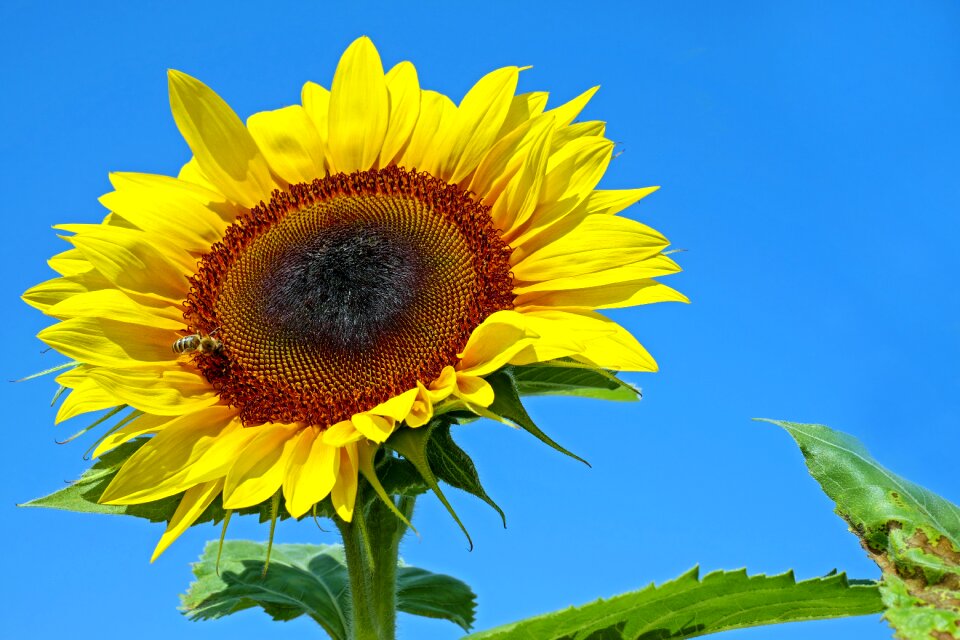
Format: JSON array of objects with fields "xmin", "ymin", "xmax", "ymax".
[
  {"xmin": 337, "ymin": 494, "xmax": 417, "ymax": 640},
  {"xmin": 339, "ymin": 517, "xmax": 379, "ymax": 640}
]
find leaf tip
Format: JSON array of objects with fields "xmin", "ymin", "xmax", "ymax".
[{"xmin": 751, "ymin": 417, "xmax": 784, "ymax": 427}]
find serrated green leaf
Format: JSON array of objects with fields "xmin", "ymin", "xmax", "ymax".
[
  {"xmin": 427, "ymin": 424, "xmax": 506, "ymax": 527},
  {"xmin": 180, "ymin": 540, "xmax": 476, "ymax": 636},
  {"xmin": 464, "ymin": 567, "xmax": 882, "ymax": 640},
  {"xmin": 397, "ymin": 565, "xmax": 476, "ymax": 631},
  {"xmin": 486, "ymin": 371, "xmax": 589, "ymax": 466},
  {"xmin": 508, "ymin": 361, "xmax": 640, "ymax": 401},
  {"xmin": 181, "ymin": 541, "xmax": 351, "ymax": 640},
  {"xmin": 19, "ymin": 438, "xmax": 182, "ymax": 522},
  {"xmin": 765, "ymin": 419, "xmax": 960, "ymax": 639}
]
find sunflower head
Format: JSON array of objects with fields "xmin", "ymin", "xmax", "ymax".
[
  {"xmin": 186, "ymin": 167, "xmax": 515, "ymax": 428},
  {"xmin": 23, "ymin": 36, "xmax": 685, "ymax": 559}
]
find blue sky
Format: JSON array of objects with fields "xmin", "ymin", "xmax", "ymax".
[{"xmin": 2, "ymin": 1, "xmax": 958, "ymax": 639}]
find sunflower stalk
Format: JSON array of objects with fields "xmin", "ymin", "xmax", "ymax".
[{"xmin": 336, "ymin": 490, "xmax": 416, "ymax": 640}]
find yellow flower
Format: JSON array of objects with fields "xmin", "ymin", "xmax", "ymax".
[{"xmin": 23, "ymin": 37, "xmax": 685, "ymax": 560}]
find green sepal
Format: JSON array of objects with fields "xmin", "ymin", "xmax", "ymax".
[
  {"xmin": 82, "ymin": 409, "xmax": 144, "ymax": 460},
  {"xmin": 375, "ymin": 453, "xmax": 428, "ymax": 498},
  {"xmin": 262, "ymin": 490, "xmax": 281, "ymax": 578},
  {"xmin": 50, "ymin": 385, "xmax": 67, "ymax": 406},
  {"xmin": 357, "ymin": 444, "xmax": 417, "ymax": 533},
  {"xmin": 56, "ymin": 405, "xmax": 128, "ymax": 445},
  {"xmin": 507, "ymin": 359, "xmax": 640, "ymax": 402},
  {"xmin": 387, "ymin": 421, "xmax": 473, "ymax": 549},
  {"xmin": 180, "ymin": 540, "xmax": 476, "ymax": 636},
  {"xmin": 12, "ymin": 360, "xmax": 78, "ymax": 382},
  {"xmin": 464, "ymin": 566, "xmax": 882, "ymax": 640},
  {"xmin": 427, "ymin": 423, "xmax": 506, "ymax": 528},
  {"xmin": 19, "ymin": 437, "xmax": 336, "ymax": 527},
  {"xmin": 485, "ymin": 370, "xmax": 590, "ymax": 467},
  {"xmin": 764, "ymin": 419, "xmax": 960, "ymax": 639}
]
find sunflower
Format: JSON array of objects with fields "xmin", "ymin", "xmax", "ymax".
[{"xmin": 23, "ymin": 36, "xmax": 685, "ymax": 560}]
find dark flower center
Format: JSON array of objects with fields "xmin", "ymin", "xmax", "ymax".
[{"xmin": 261, "ymin": 224, "xmax": 421, "ymax": 352}]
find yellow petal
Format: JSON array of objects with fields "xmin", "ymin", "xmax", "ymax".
[
  {"xmin": 55, "ymin": 377, "xmax": 117, "ymax": 424},
  {"xmin": 48, "ymin": 248, "xmax": 93, "ymax": 276},
  {"xmin": 23, "ymin": 276, "xmax": 92, "ymax": 312},
  {"xmin": 400, "ymin": 90, "xmax": 456, "ymax": 171},
  {"xmin": 488, "ymin": 117, "xmax": 554, "ymax": 235},
  {"xmin": 577, "ymin": 320, "xmax": 658, "ymax": 372},
  {"xmin": 323, "ymin": 419, "xmax": 364, "ymax": 446},
  {"xmin": 426, "ymin": 366, "xmax": 457, "ymax": 402},
  {"xmin": 468, "ymin": 113, "xmax": 552, "ymax": 211},
  {"xmin": 540, "ymin": 137, "xmax": 614, "ymax": 206},
  {"xmin": 457, "ymin": 310, "xmax": 539, "ymax": 377},
  {"xmin": 351, "ymin": 413, "xmax": 395, "ymax": 443},
  {"xmin": 59, "ymin": 225, "xmax": 190, "ymax": 301},
  {"xmin": 45, "ymin": 289, "xmax": 184, "ymax": 330},
  {"xmin": 53, "ymin": 363, "xmax": 93, "ymax": 387},
  {"xmin": 453, "ymin": 374, "xmax": 495, "ymax": 407},
  {"xmin": 501, "ymin": 315, "xmax": 597, "ymax": 367},
  {"xmin": 302, "ymin": 81, "xmax": 330, "ymax": 122},
  {"xmin": 39, "ymin": 317, "xmax": 178, "ymax": 368},
  {"xmin": 168, "ymin": 70, "xmax": 278, "ymax": 206},
  {"xmin": 101, "ymin": 173, "xmax": 228, "ymax": 251},
  {"xmin": 429, "ymin": 66, "xmax": 520, "ymax": 183},
  {"xmin": 463, "ymin": 308, "xmax": 640, "ymax": 372},
  {"xmin": 92, "ymin": 413, "xmax": 174, "ymax": 459},
  {"xmin": 512, "ymin": 215, "xmax": 669, "ymax": 283},
  {"xmin": 380, "ymin": 61, "xmax": 421, "ymax": 166},
  {"xmin": 151, "ymin": 478, "xmax": 223, "ymax": 562},
  {"xmin": 550, "ymin": 120, "xmax": 607, "ymax": 149},
  {"xmin": 507, "ymin": 137, "xmax": 613, "ymax": 246},
  {"xmin": 543, "ymin": 86, "xmax": 599, "ymax": 127},
  {"xmin": 100, "ymin": 406, "xmax": 241, "ymax": 504},
  {"xmin": 520, "ymin": 309, "xmax": 658, "ymax": 372},
  {"xmin": 366, "ymin": 387, "xmax": 419, "ymax": 421},
  {"xmin": 56, "ymin": 222, "xmax": 196, "ymax": 275},
  {"xmin": 223, "ymin": 423, "xmax": 301, "ymax": 509},
  {"xmin": 514, "ymin": 253, "xmax": 683, "ymax": 295},
  {"xmin": 498, "ymin": 91, "xmax": 549, "ymax": 138},
  {"xmin": 331, "ymin": 443, "xmax": 359, "ymax": 521},
  {"xmin": 247, "ymin": 105, "xmax": 326, "ymax": 185},
  {"xmin": 583, "ymin": 187, "xmax": 660, "ymax": 216},
  {"xmin": 516, "ymin": 280, "xmax": 688, "ymax": 310},
  {"xmin": 83, "ymin": 366, "xmax": 218, "ymax": 416},
  {"xmin": 283, "ymin": 427, "xmax": 339, "ymax": 518},
  {"xmin": 301, "ymin": 81, "xmax": 331, "ymax": 169},
  {"xmin": 327, "ymin": 36, "xmax": 388, "ymax": 172},
  {"xmin": 405, "ymin": 382, "xmax": 434, "ymax": 428},
  {"xmin": 177, "ymin": 157, "xmax": 220, "ymax": 194}
]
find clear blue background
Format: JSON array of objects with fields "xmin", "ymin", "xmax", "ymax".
[{"xmin": 2, "ymin": 1, "xmax": 958, "ymax": 639}]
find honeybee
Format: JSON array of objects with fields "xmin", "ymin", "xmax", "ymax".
[{"xmin": 173, "ymin": 331, "xmax": 222, "ymax": 355}]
